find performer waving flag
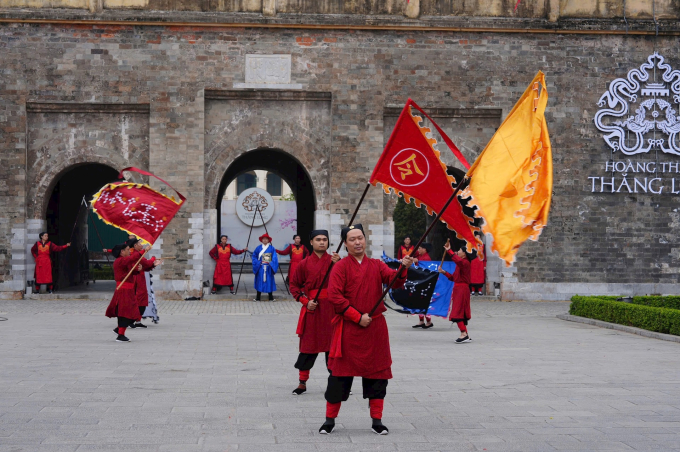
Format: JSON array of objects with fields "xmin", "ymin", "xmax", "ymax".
[
  {"xmin": 319, "ymin": 224, "xmax": 413, "ymax": 436},
  {"xmin": 92, "ymin": 167, "xmax": 185, "ymax": 342},
  {"xmin": 289, "ymin": 230, "xmax": 340, "ymax": 395}
]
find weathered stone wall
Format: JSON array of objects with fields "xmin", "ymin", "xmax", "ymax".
[
  {"xmin": 2, "ymin": 17, "xmax": 680, "ymax": 299},
  {"xmin": 2, "ymin": 0, "xmax": 679, "ymax": 19}
]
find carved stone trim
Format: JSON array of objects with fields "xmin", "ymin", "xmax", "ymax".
[
  {"xmin": 383, "ymin": 107, "xmax": 502, "ymax": 118},
  {"xmin": 26, "ymin": 103, "xmax": 150, "ymax": 114},
  {"xmin": 204, "ymin": 90, "xmax": 331, "ymax": 102}
]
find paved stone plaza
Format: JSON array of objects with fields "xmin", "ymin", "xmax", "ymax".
[{"xmin": 1, "ymin": 300, "xmax": 679, "ymax": 452}]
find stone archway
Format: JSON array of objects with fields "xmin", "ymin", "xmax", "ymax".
[
  {"xmin": 41, "ymin": 163, "xmax": 122, "ymax": 289},
  {"xmin": 216, "ymin": 148, "xmax": 317, "ymax": 249}
]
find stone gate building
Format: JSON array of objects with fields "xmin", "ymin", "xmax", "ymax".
[{"xmin": 2, "ymin": 0, "xmax": 680, "ymax": 300}]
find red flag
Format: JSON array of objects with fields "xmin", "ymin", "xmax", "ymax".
[
  {"xmin": 370, "ymin": 100, "xmax": 481, "ymax": 252},
  {"xmin": 91, "ymin": 167, "xmax": 186, "ymax": 245}
]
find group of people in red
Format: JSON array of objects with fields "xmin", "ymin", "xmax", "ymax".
[
  {"xmin": 208, "ymin": 233, "xmax": 309, "ymax": 298},
  {"xmin": 105, "ymin": 235, "xmax": 162, "ymax": 342},
  {"xmin": 399, "ymin": 236, "xmax": 484, "ymax": 339}
]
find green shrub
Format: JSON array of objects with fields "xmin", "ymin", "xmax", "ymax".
[
  {"xmin": 569, "ymin": 296, "xmax": 680, "ymax": 336},
  {"xmin": 91, "ymin": 269, "xmax": 114, "ymax": 280},
  {"xmin": 631, "ymin": 296, "xmax": 680, "ymax": 311}
]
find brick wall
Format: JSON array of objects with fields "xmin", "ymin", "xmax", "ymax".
[{"xmin": 1, "ymin": 21, "xmax": 680, "ymax": 299}]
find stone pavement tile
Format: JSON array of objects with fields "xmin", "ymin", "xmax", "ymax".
[
  {"xmin": 550, "ymin": 441, "xmax": 634, "ymax": 450},
  {"xmin": 0, "ymin": 447, "xmax": 79, "ymax": 452},
  {"xmin": 75, "ymin": 446, "xmax": 160, "ymax": 451}
]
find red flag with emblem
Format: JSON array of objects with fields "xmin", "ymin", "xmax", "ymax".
[
  {"xmin": 91, "ymin": 167, "xmax": 185, "ymax": 245},
  {"xmin": 370, "ymin": 99, "xmax": 481, "ymax": 252}
]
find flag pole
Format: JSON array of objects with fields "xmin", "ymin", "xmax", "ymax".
[
  {"xmin": 368, "ymin": 177, "xmax": 468, "ymax": 317},
  {"xmin": 439, "ymin": 238, "xmax": 450, "ymax": 266},
  {"xmin": 116, "ymin": 248, "xmax": 149, "ymax": 291},
  {"xmin": 234, "ymin": 204, "xmax": 259, "ymax": 296},
  {"xmin": 309, "ymin": 183, "xmax": 371, "ymax": 304},
  {"xmin": 254, "ymin": 205, "xmax": 290, "ymax": 296}
]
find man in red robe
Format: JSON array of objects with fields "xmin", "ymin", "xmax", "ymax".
[
  {"xmin": 30, "ymin": 232, "xmax": 70, "ymax": 294},
  {"xmin": 128, "ymin": 237, "xmax": 161, "ymax": 329},
  {"xmin": 289, "ymin": 230, "xmax": 341, "ymax": 395},
  {"xmin": 439, "ymin": 242, "xmax": 472, "ymax": 343},
  {"xmin": 277, "ymin": 234, "xmax": 309, "ymax": 284},
  {"xmin": 209, "ymin": 235, "xmax": 247, "ymax": 294},
  {"xmin": 320, "ymin": 224, "xmax": 413, "ymax": 435},
  {"xmin": 106, "ymin": 243, "xmax": 142, "ymax": 342},
  {"xmin": 412, "ymin": 243, "xmax": 434, "ymax": 329},
  {"xmin": 397, "ymin": 235, "xmax": 414, "ymax": 260},
  {"xmin": 470, "ymin": 253, "xmax": 486, "ymax": 295}
]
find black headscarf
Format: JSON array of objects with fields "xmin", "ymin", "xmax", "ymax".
[
  {"xmin": 125, "ymin": 238, "xmax": 140, "ymax": 248},
  {"xmin": 309, "ymin": 229, "xmax": 329, "ymax": 241},
  {"xmin": 111, "ymin": 244, "xmax": 128, "ymax": 259},
  {"xmin": 341, "ymin": 224, "xmax": 364, "ymax": 242}
]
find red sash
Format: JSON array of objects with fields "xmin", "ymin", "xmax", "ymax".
[
  {"xmin": 329, "ymin": 311, "xmax": 382, "ymax": 359},
  {"xmin": 296, "ymin": 289, "xmax": 328, "ymax": 336}
]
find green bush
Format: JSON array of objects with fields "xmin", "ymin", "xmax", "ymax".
[
  {"xmin": 569, "ymin": 296, "xmax": 680, "ymax": 336},
  {"xmin": 631, "ymin": 296, "xmax": 680, "ymax": 311},
  {"xmin": 91, "ymin": 269, "xmax": 114, "ymax": 280}
]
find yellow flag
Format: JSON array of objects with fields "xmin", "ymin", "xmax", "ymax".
[{"xmin": 466, "ymin": 71, "xmax": 552, "ymax": 266}]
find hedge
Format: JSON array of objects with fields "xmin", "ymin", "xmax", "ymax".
[
  {"xmin": 570, "ymin": 296, "xmax": 680, "ymax": 336},
  {"xmin": 631, "ymin": 296, "xmax": 680, "ymax": 311}
]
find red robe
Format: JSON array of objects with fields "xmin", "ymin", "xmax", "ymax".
[
  {"xmin": 416, "ymin": 252, "xmax": 431, "ymax": 262},
  {"xmin": 289, "ymin": 252, "xmax": 334, "ymax": 354},
  {"xmin": 105, "ymin": 255, "xmax": 141, "ymax": 321},
  {"xmin": 131, "ymin": 250, "xmax": 156, "ymax": 307},
  {"xmin": 470, "ymin": 257, "xmax": 485, "ymax": 285},
  {"xmin": 30, "ymin": 241, "xmax": 68, "ymax": 285},
  {"xmin": 443, "ymin": 250, "xmax": 471, "ymax": 322},
  {"xmin": 397, "ymin": 245, "xmax": 414, "ymax": 260},
  {"xmin": 209, "ymin": 244, "xmax": 245, "ymax": 286},
  {"xmin": 277, "ymin": 244, "xmax": 309, "ymax": 283},
  {"xmin": 327, "ymin": 255, "xmax": 407, "ymax": 379}
]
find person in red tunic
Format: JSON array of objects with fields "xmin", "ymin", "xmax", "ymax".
[
  {"xmin": 439, "ymin": 242, "xmax": 472, "ymax": 343},
  {"xmin": 397, "ymin": 236, "xmax": 414, "ymax": 260},
  {"xmin": 277, "ymin": 234, "xmax": 309, "ymax": 284},
  {"xmin": 289, "ymin": 229, "xmax": 340, "ymax": 395},
  {"xmin": 209, "ymin": 235, "xmax": 247, "ymax": 294},
  {"xmin": 470, "ymin": 254, "xmax": 486, "ymax": 295},
  {"xmin": 127, "ymin": 237, "xmax": 162, "ymax": 329},
  {"xmin": 105, "ymin": 243, "xmax": 146, "ymax": 342},
  {"xmin": 319, "ymin": 224, "xmax": 413, "ymax": 435},
  {"xmin": 30, "ymin": 232, "xmax": 70, "ymax": 294},
  {"xmin": 412, "ymin": 243, "xmax": 435, "ymax": 329}
]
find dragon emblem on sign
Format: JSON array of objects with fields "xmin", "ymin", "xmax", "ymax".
[
  {"xmin": 242, "ymin": 191, "xmax": 269, "ymax": 212},
  {"xmin": 594, "ymin": 52, "xmax": 680, "ymax": 156}
]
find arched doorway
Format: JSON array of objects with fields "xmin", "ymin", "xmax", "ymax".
[
  {"xmin": 216, "ymin": 149, "xmax": 316, "ymax": 252},
  {"xmin": 44, "ymin": 163, "xmax": 125, "ymax": 290}
]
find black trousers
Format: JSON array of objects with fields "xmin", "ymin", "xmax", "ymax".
[
  {"xmin": 138, "ymin": 306, "xmax": 146, "ymax": 317},
  {"xmin": 324, "ymin": 373, "xmax": 388, "ymax": 403},
  {"xmin": 256, "ymin": 291, "xmax": 274, "ymax": 301},
  {"xmin": 470, "ymin": 284, "xmax": 483, "ymax": 293},
  {"xmin": 294, "ymin": 352, "xmax": 330, "ymax": 371},
  {"xmin": 117, "ymin": 317, "xmax": 135, "ymax": 328},
  {"xmin": 212, "ymin": 284, "xmax": 234, "ymax": 291}
]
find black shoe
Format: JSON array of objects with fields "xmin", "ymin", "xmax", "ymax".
[
  {"xmin": 210, "ymin": 290, "xmax": 217, "ymax": 295},
  {"xmin": 134, "ymin": 323, "xmax": 147, "ymax": 329},
  {"xmin": 455, "ymin": 335, "xmax": 472, "ymax": 343},
  {"xmin": 48, "ymin": 290, "xmax": 53, "ymax": 294},
  {"xmin": 129, "ymin": 324, "xmax": 136, "ymax": 329},
  {"xmin": 113, "ymin": 327, "xmax": 119, "ymax": 334},
  {"xmin": 319, "ymin": 421, "xmax": 335, "ymax": 434},
  {"xmin": 422, "ymin": 323, "xmax": 434, "ymax": 329},
  {"xmin": 116, "ymin": 335, "xmax": 130, "ymax": 342},
  {"xmin": 292, "ymin": 384, "xmax": 307, "ymax": 395},
  {"xmin": 254, "ymin": 298, "xmax": 260, "ymax": 302},
  {"xmin": 230, "ymin": 291, "xmax": 235, "ymax": 294},
  {"xmin": 372, "ymin": 424, "xmax": 389, "ymax": 435},
  {"xmin": 412, "ymin": 323, "xmax": 424, "ymax": 328}
]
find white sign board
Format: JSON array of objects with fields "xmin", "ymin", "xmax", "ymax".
[
  {"xmin": 236, "ymin": 188, "xmax": 275, "ymax": 227},
  {"xmin": 245, "ymin": 54, "xmax": 291, "ymax": 85}
]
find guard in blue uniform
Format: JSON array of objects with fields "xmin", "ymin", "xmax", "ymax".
[{"xmin": 252, "ymin": 233, "xmax": 279, "ymax": 301}]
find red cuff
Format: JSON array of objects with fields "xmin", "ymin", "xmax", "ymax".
[
  {"xmin": 343, "ymin": 306, "xmax": 362, "ymax": 323},
  {"xmin": 447, "ymin": 249, "xmax": 455, "ymax": 256},
  {"xmin": 299, "ymin": 296, "xmax": 309, "ymax": 306}
]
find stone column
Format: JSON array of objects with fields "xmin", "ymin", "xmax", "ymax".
[
  {"xmin": 263, "ymin": 0, "xmax": 276, "ymax": 17},
  {"xmin": 405, "ymin": 0, "xmax": 420, "ymax": 19}
]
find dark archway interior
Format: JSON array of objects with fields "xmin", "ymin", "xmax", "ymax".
[
  {"xmin": 45, "ymin": 164, "xmax": 121, "ymax": 289},
  {"xmin": 216, "ymin": 149, "xmax": 316, "ymax": 252}
]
